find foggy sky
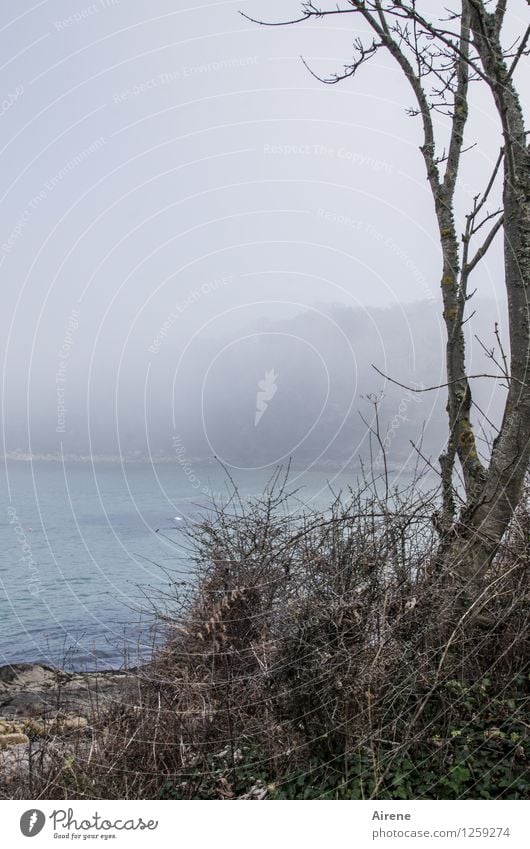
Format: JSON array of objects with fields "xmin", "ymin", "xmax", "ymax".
[{"xmin": 1, "ymin": 0, "xmax": 528, "ymax": 467}]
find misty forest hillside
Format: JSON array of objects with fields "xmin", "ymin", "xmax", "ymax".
[
  {"xmin": 168, "ymin": 298, "xmax": 506, "ymax": 468},
  {"xmin": 8, "ymin": 298, "xmax": 507, "ymax": 470}
]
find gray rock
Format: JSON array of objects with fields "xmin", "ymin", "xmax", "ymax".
[{"xmin": 0, "ymin": 663, "xmax": 135, "ymax": 720}]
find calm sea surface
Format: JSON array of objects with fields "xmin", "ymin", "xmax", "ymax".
[{"xmin": 1, "ymin": 460, "xmax": 366, "ymax": 670}]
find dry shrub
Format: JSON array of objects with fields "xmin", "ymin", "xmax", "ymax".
[{"xmin": 20, "ymin": 469, "xmax": 529, "ymax": 799}]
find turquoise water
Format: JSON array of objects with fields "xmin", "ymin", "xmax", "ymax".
[{"xmin": 0, "ymin": 460, "xmax": 362, "ymax": 670}]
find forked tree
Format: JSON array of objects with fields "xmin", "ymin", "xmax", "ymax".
[{"xmin": 244, "ymin": 1, "xmax": 529, "ymax": 586}]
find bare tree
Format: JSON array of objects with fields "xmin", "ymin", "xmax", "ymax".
[{"xmin": 243, "ymin": 1, "xmax": 529, "ymax": 585}]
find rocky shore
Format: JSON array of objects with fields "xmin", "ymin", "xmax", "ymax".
[
  {"xmin": 0, "ymin": 663, "xmax": 135, "ymax": 769},
  {"xmin": 0, "ymin": 662, "xmax": 138, "ymax": 794}
]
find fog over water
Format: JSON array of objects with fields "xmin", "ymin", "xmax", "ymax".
[
  {"xmin": 0, "ymin": 0, "xmax": 526, "ymax": 470},
  {"xmin": 3, "ymin": 298, "xmax": 507, "ymax": 472}
]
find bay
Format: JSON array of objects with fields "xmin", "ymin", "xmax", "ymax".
[{"xmin": 0, "ymin": 460, "xmax": 365, "ymax": 670}]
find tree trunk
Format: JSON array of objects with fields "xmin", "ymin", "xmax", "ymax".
[{"xmin": 454, "ymin": 2, "xmax": 530, "ymax": 580}]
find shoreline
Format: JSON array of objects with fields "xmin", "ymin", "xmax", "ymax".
[
  {"xmin": 1, "ymin": 454, "xmax": 412, "ymax": 473},
  {"xmin": 0, "ymin": 662, "xmax": 138, "ymax": 787},
  {"xmin": 0, "ymin": 662, "xmax": 136, "ymax": 722}
]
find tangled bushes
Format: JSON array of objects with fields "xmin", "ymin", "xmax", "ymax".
[{"xmin": 12, "ymin": 470, "xmax": 529, "ymax": 799}]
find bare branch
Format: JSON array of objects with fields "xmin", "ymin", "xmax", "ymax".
[
  {"xmin": 495, "ymin": 0, "xmax": 508, "ymax": 32},
  {"xmin": 473, "ymin": 147, "xmax": 504, "ymax": 216},
  {"xmin": 471, "ymin": 398, "xmax": 501, "ymax": 435},
  {"xmin": 471, "ymin": 207, "xmax": 503, "ymax": 237},
  {"xmin": 495, "ymin": 321, "xmax": 510, "ymax": 382},
  {"xmin": 390, "ymin": 0, "xmax": 489, "ymax": 82},
  {"xmin": 371, "ymin": 364, "xmax": 524, "ymax": 393},
  {"xmin": 443, "ymin": 4, "xmax": 471, "ymax": 197},
  {"xmin": 466, "ymin": 214, "xmax": 504, "ymax": 274},
  {"xmin": 239, "ymin": 4, "xmax": 356, "ymax": 27},
  {"xmin": 508, "ymin": 25, "xmax": 530, "ymax": 78},
  {"xmin": 474, "ymin": 323, "xmax": 510, "ymax": 382},
  {"xmin": 300, "ymin": 36, "xmax": 381, "ymax": 84},
  {"xmin": 349, "ymin": 1, "xmax": 441, "ymax": 194}
]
